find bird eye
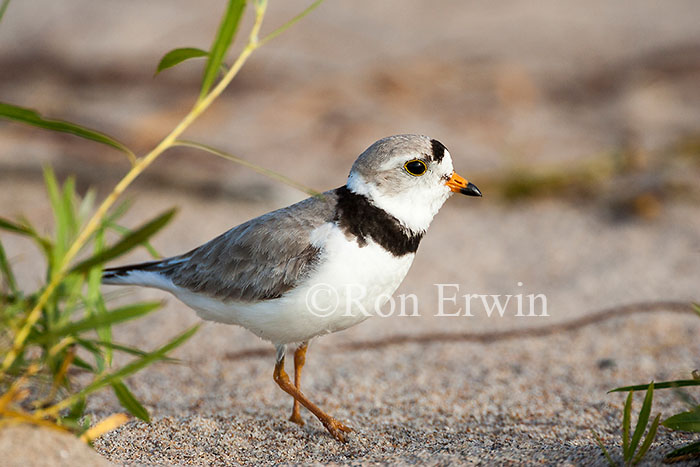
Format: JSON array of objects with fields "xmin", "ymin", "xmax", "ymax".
[{"xmin": 404, "ymin": 159, "xmax": 427, "ymax": 176}]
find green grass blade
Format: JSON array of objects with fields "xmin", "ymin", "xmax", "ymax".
[
  {"xmin": 104, "ymin": 198, "xmax": 133, "ymax": 225},
  {"xmin": 0, "ymin": 102, "xmax": 134, "ymax": 160},
  {"xmin": 259, "ymin": 0, "xmax": 324, "ymax": 46},
  {"xmin": 78, "ymin": 187, "xmax": 96, "ymax": 224},
  {"xmin": 0, "ymin": 239, "xmax": 18, "ymax": 295},
  {"xmin": 72, "ymin": 356, "xmax": 96, "ymax": 372},
  {"xmin": 693, "ymin": 303, "xmax": 700, "ymax": 318},
  {"xmin": 70, "ymin": 208, "xmax": 176, "ymax": 274},
  {"xmin": 673, "ymin": 388, "xmax": 699, "ymax": 409},
  {"xmin": 65, "ymin": 396, "xmax": 87, "ymax": 422},
  {"xmin": 662, "ymin": 407, "xmax": 700, "ymax": 432},
  {"xmin": 629, "ymin": 382, "xmax": 654, "ymax": 460},
  {"xmin": 592, "ymin": 432, "xmax": 618, "ymax": 467},
  {"xmin": 86, "ymin": 228, "xmax": 112, "ymax": 367},
  {"xmin": 0, "ymin": 217, "xmax": 53, "ymax": 259},
  {"xmin": 43, "ymin": 166, "xmax": 62, "ymax": 219},
  {"xmin": 610, "ymin": 379, "xmax": 700, "ymax": 393},
  {"xmin": 156, "ymin": 47, "xmax": 208, "ymax": 75},
  {"xmin": 0, "ymin": 217, "xmax": 33, "ymax": 236},
  {"xmin": 623, "ymin": 391, "xmax": 632, "ymax": 458},
  {"xmin": 59, "ymin": 273, "xmax": 87, "ymax": 329},
  {"xmin": 174, "ymin": 140, "xmax": 322, "ymax": 197},
  {"xmin": 111, "ymin": 380, "xmax": 150, "ymax": 422},
  {"xmin": 60, "ymin": 176, "xmax": 79, "ymax": 241},
  {"xmin": 199, "ymin": 0, "xmax": 246, "ymax": 100},
  {"xmin": 75, "ymin": 336, "xmax": 101, "ymax": 355},
  {"xmin": 86, "ymin": 339, "xmax": 174, "ymax": 362},
  {"xmin": 95, "ymin": 297, "xmax": 111, "ymax": 369},
  {"xmin": 86, "ymin": 339, "xmax": 149, "ymax": 357},
  {"xmin": 664, "ymin": 440, "xmax": 700, "ymax": 463},
  {"xmin": 107, "ymin": 223, "xmax": 161, "ymax": 259},
  {"xmin": 74, "ymin": 337, "xmax": 105, "ymax": 373},
  {"xmin": 61, "ymin": 325, "xmax": 200, "ymax": 408},
  {"xmin": 33, "ymin": 302, "xmax": 161, "ymax": 343},
  {"xmin": 0, "ymin": 0, "xmax": 11, "ymax": 24},
  {"xmin": 43, "ymin": 167, "xmax": 68, "ymax": 272},
  {"xmin": 633, "ymin": 413, "xmax": 660, "ymax": 464}
]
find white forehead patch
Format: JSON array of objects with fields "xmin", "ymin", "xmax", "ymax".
[{"xmin": 440, "ymin": 149, "xmax": 454, "ymax": 174}]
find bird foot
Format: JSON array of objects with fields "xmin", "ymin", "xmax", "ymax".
[
  {"xmin": 289, "ymin": 411, "xmax": 305, "ymax": 426},
  {"xmin": 322, "ymin": 417, "xmax": 352, "ymax": 442}
]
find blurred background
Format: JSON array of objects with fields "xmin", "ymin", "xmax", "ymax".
[{"xmin": 1, "ymin": 1, "xmax": 700, "ymax": 463}]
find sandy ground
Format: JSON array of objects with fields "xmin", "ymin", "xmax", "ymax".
[
  {"xmin": 1, "ymin": 0, "xmax": 700, "ymax": 465},
  {"xmin": 0, "ymin": 425, "xmax": 110, "ymax": 467}
]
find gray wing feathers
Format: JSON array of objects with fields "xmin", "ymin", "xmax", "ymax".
[{"xmin": 167, "ymin": 191, "xmax": 338, "ymax": 302}]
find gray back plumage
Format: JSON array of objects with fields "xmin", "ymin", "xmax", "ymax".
[
  {"xmin": 170, "ymin": 192, "xmax": 338, "ymax": 301},
  {"xmin": 106, "ymin": 191, "xmax": 339, "ymax": 302}
]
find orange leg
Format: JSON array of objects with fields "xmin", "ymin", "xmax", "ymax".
[
  {"xmin": 273, "ymin": 345, "xmax": 352, "ymax": 442},
  {"xmin": 289, "ymin": 342, "xmax": 308, "ymax": 426}
]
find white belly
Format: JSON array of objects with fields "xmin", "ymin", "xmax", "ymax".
[{"xmin": 174, "ymin": 224, "xmax": 415, "ymax": 345}]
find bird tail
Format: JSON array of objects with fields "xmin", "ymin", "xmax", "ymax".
[{"xmin": 102, "ymin": 259, "xmax": 178, "ymax": 290}]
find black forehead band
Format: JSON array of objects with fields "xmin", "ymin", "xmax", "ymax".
[{"xmin": 430, "ymin": 139, "xmax": 446, "ymax": 163}]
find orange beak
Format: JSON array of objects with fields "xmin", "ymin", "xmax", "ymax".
[{"xmin": 446, "ymin": 172, "xmax": 482, "ymax": 197}]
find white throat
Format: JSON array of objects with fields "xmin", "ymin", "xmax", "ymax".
[{"xmin": 346, "ymin": 172, "xmax": 451, "ymax": 233}]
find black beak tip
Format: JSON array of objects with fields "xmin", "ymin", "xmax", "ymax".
[{"xmin": 460, "ymin": 182, "xmax": 482, "ymax": 197}]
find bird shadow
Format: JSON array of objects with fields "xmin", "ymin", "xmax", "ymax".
[{"xmin": 223, "ymin": 300, "xmax": 691, "ymax": 361}]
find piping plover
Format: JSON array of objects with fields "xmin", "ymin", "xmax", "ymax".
[{"xmin": 103, "ymin": 134, "xmax": 481, "ymax": 441}]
